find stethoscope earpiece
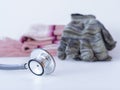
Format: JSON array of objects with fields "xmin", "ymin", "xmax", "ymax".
[{"xmin": 0, "ymin": 49, "xmax": 56, "ymax": 76}]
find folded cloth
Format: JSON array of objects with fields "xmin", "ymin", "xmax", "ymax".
[
  {"xmin": 21, "ymin": 40, "xmax": 53, "ymax": 53},
  {"xmin": 0, "ymin": 50, "xmax": 29, "ymax": 57},
  {"xmin": 42, "ymin": 44, "xmax": 59, "ymax": 56},
  {"xmin": 56, "ymin": 35, "xmax": 62, "ymax": 40},
  {"xmin": 54, "ymin": 25, "xmax": 65, "ymax": 36},
  {"xmin": 0, "ymin": 24, "xmax": 65, "ymax": 57},
  {"xmin": 42, "ymin": 44, "xmax": 58, "ymax": 50},
  {"xmin": 45, "ymin": 49, "xmax": 57, "ymax": 56},
  {"xmin": 20, "ymin": 24, "xmax": 55, "ymax": 43},
  {"xmin": 0, "ymin": 37, "xmax": 57, "ymax": 57},
  {"xmin": 0, "ymin": 37, "xmax": 29, "ymax": 57},
  {"xmin": 0, "ymin": 37, "xmax": 22, "ymax": 48},
  {"xmin": 20, "ymin": 24, "xmax": 58, "ymax": 55}
]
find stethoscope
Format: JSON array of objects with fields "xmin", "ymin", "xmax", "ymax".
[{"xmin": 0, "ymin": 49, "xmax": 56, "ymax": 76}]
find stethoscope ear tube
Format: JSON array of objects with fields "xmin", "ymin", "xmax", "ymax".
[{"xmin": 0, "ymin": 63, "xmax": 27, "ymax": 70}]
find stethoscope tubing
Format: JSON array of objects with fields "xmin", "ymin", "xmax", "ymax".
[{"xmin": 0, "ymin": 63, "xmax": 27, "ymax": 70}]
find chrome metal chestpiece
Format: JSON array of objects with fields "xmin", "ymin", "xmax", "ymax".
[{"xmin": 28, "ymin": 49, "xmax": 56, "ymax": 76}]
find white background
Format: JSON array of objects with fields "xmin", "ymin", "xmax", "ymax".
[
  {"xmin": 0, "ymin": 0, "xmax": 120, "ymax": 90},
  {"xmin": 0, "ymin": 0, "xmax": 120, "ymax": 39}
]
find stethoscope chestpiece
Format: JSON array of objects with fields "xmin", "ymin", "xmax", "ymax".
[{"xmin": 28, "ymin": 49, "xmax": 56, "ymax": 76}]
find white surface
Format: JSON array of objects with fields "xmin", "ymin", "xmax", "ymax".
[
  {"xmin": 0, "ymin": 0, "xmax": 120, "ymax": 90},
  {"xmin": 0, "ymin": 52, "xmax": 120, "ymax": 90}
]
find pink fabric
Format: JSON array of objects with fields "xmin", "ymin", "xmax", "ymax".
[
  {"xmin": 53, "ymin": 25, "xmax": 65, "ymax": 36},
  {"xmin": 0, "ymin": 38, "xmax": 57, "ymax": 57},
  {"xmin": 54, "ymin": 41, "xmax": 60, "ymax": 44},
  {"xmin": 20, "ymin": 25, "xmax": 55, "ymax": 42},
  {"xmin": 56, "ymin": 35, "xmax": 61, "ymax": 40},
  {"xmin": 42, "ymin": 44, "xmax": 58, "ymax": 50},
  {"xmin": 20, "ymin": 24, "xmax": 59, "ymax": 54},
  {"xmin": 21, "ymin": 40, "xmax": 52, "ymax": 53},
  {"xmin": 21, "ymin": 36, "xmax": 54, "ymax": 43},
  {"xmin": 42, "ymin": 44, "xmax": 58, "ymax": 56},
  {"xmin": 46, "ymin": 50, "xmax": 57, "ymax": 56},
  {"xmin": 0, "ymin": 25, "xmax": 65, "ymax": 57},
  {"xmin": 0, "ymin": 38, "xmax": 29, "ymax": 57}
]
